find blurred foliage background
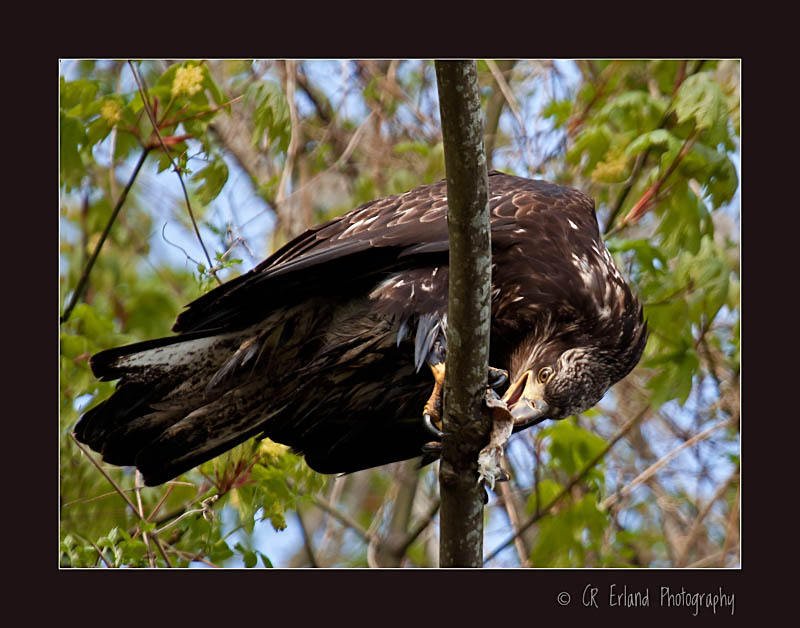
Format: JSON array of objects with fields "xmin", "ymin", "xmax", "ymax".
[{"xmin": 59, "ymin": 59, "xmax": 740, "ymax": 568}]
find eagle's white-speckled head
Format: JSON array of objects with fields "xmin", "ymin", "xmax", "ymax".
[{"xmin": 503, "ymin": 303, "xmax": 647, "ymax": 429}]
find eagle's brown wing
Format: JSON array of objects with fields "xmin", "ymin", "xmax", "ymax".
[{"xmin": 171, "ymin": 171, "xmax": 596, "ymax": 334}]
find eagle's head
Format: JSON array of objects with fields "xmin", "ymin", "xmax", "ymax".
[{"xmin": 502, "ymin": 303, "xmax": 647, "ymax": 430}]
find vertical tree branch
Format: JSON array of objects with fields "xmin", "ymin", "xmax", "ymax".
[{"xmin": 434, "ymin": 60, "xmax": 491, "ymax": 568}]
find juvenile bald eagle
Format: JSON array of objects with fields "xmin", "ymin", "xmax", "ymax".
[{"xmin": 74, "ymin": 171, "xmax": 647, "ymax": 486}]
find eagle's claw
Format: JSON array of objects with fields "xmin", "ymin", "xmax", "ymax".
[
  {"xmin": 488, "ymin": 367, "xmax": 509, "ymax": 390},
  {"xmin": 423, "ymin": 413, "xmax": 445, "ymax": 439}
]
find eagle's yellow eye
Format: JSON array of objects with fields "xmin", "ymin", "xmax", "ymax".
[{"xmin": 537, "ymin": 366, "xmax": 554, "ymax": 383}]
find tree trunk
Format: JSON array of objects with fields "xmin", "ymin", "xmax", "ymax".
[{"xmin": 434, "ymin": 60, "xmax": 492, "ymax": 568}]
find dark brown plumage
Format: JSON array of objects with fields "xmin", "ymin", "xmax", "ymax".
[{"xmin": 75, "ymin": 171, "xmax": 647, "ymax": 486}]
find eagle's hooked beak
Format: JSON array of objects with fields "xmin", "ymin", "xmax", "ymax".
[{"xmin": 501, "ymin": 370, "xmax": 550, "ymax": 432}]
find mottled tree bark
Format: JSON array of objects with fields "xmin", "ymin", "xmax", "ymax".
[{"xmin": 434, "ymin": 60, "xmax": 492, "ymax": 568}]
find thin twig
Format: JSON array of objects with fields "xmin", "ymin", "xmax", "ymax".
[
  {"xmin": 132, "ymin": 471, "xmax": 173, "ymax": 567},
  {"xmin": 686, "ymin": 544, "xmax": 739, "ymax": 568},
  {"xmin": 135, "ymin": 471, "xmax": 156, "ymax": 568},
  {"xmin": 676, "ymin": 470, "xmax": 738, "ymax": 566},
  {"xmin": 720, "ymin": 480, "xmax": 740, "ymax": 567},
  {"xmin": 146, "ymin": 483, "xmax": 176, "ymax": 523},
  {"xmin": 308, "ymin": 492, "xmax": 373, "ymax": 543},
  {"xmin": 127, "ymin": 60, "xmax": 218, "ymax": 283},
  {"xmin": 366, "ymin": 478, "xmax": 401, "ymax": 568},
  {"xmin": 63, "ymin": 486, "xmax": 151, "ymax": 508},
  {"xmin": 238, "ymin": 111, "xmax": 375, "ymax": 234},
  {"xmin": 273, "ymin": 60, "xmax": 303, "ymax": 243},
  {"xmin": 607, "ymin": 132, "xmax": 698, "ymax": 236},
  {"xmin": 397, "ymin": 498, "xmax": 441, "ymax": 557},
  {"xmin": 318, "ymin": 476, "xmax": 345, "ymax": 551},
  {"xmin": 360, "ymin": 60, "xmax": 436, "ymax": 136},
  {"xmin": 603, "ymin": 151, "xmax": 647, "ymax": 235},
  {"xmin": 600, "ymin": 416, "xmax": 734, "ymax": 511},
  {"xmin": 295, "ymin": 508, "xmax": 319, "ymax": 568},
  {"xmin": 149, "ymin": 532, "xmax": 173, "ymax": 567},
  {"xmin": 73, "ymin": 533, "xmax": 113, "ymax": 568},
  {"xmin": 164, "ymin": 544, "xmax": 220, "ymax": 568},
  {"xmin": 567, "ymin": 61, "xmax": 617, "ymax": 136},
  {"xmin": 496, "ymin": 481, "xmax": 530, "ymax": 567},
  {"xmin": 160, "ymin": 95, "xmax": 243, "ymax": 129},
  {"xmin": 70, "ymin": 433, "xmax": 142, "ymax": 514},
  {"xmin": 70, "ymin": 434, "xmax": 175, "ymax": 567},
  {"xmin": 153, "ymin": 495, "xmax": 219, "ymax": 535},
  {"xmin": 485, "ymin": 59, "xmax": 535, "ymax": 171},
  {"xmin": 61, "ymin": 147, "xmax": 150, "ymax": 324},
  {"xmin": 603, "ymin": 61, "xmax": 705, "ymax": 236}
]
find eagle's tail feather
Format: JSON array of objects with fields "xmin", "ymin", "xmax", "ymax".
[
  {"xmin": 73, "ymin": 327, "xmax": 275, "ymax": 485},
  {"xmin": 133, "ymin": 386, "xmax": 274, "ymax": 486},
  {"xmin": 88, "ymin": 329, "xmax": 241, "ymax": 382},
  {"xmin": 133, "ymin": 375, "xmax": 297, "ymax": 485}
]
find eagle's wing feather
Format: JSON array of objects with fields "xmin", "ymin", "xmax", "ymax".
[{"xmin": 172, "ymin": 172, "xmax": 595, "ymax": 334}]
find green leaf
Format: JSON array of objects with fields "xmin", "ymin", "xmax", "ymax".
[
  {"xmin": 673, "ymin": 73, "xmax": 729, "ymax": 146},
  {"xmin": 656, "ymin": 180, "xmax": 711, "ymax": 257},
  {"xmin": 596, "ymin": 90, "xmax": 667, "ymax": 133},
  {"xmin": 708, "ymin": 156, "xmax": 738, "ymax": 208},
  {"xmin": 120, "ymin": 539, "xmax": 148, "ymax": 566},
  {"xmin": 526, "ymin": 479, "xmax": 563, "ymax": 514},
  {"xmin": 393, "ymin": 141, "xmax": 430, "ymax": 157},
  {"xmin": 139, "ymin": 520, "xmax": 156, "ymax": 534},
  {"xmin": 192, "ymin": 158, "xmax": 229, "ymax": 206},
  {"xmin": 208, "ymin": 539, "xmax": 234, "ymax": 563},
  {"xmin": 541, "ymin": 420, "xmax": 607, "ymax": 486},
  {"xmin": 235, "ymin": 543, "xmax": 258, "ymax": 568},
  {"xmin": 202, "ymin": 68, "xmax": 225, "ymax": 109},
  {"xmin": 86, "ymin": 117, "xmax": 113, "ymax": 147},
  {"xmin": 625, "ymin": 129, "xmax": 682, "ymax": 160},
  {"xmin": 69, "ymin": 303, "xmax": 114, "ymax": 342},
  {"xmin": 156, "ymin": 150, "xmax": 173, "ymax": 173},
  {"xmin": 567, "ymin": 124, "xmax": 612, "ymax": 173},
  {"xmin": 60, "ymin": 113, "xmax": 86, "ymax": 188},
  {"xmin": 650, "ymin": 60, "xmax": 680, "ymax": 95},
  {"xmin": 114, "ymin": 130, "xmax": 140, "ymax": 162},
  {"xmin": 542, "ymin": 99, "xmax": 572, "ymax": 128},
  {"xmin": 60, "ymin": 333, "xmax": 88, "ymax": 360},
  {"xmin": 60, "ymin": 78, "xmax": 99, "ymax": 113},
  {"xmin": 645, "ymin": 344, "xmax": 699, "ymax": 407},
  {"xmin": 154, "ymin": 62, "xmax": 184, "ymax": 89},
  {"xmin": 128, "ymin": 85, "xmax": 172, "ymax": 115},
  {"xmin": 608, "ymin": 238, "xmax": 668, "ymax": 276},
  {"xmin": 245, "ymin": 80, "xmax": 291, "ymax": 153}
]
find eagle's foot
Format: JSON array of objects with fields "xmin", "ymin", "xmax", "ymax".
[
  {"xmin": 422, "ymin": 361, "xmax": 446, "ymax": 437},
  {"xmin": 422, "ymin": 364, "xmax": 509, "ymax": 440}
]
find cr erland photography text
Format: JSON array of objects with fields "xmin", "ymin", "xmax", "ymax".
[{"xmin": 560, "ymin": 583, "xmax": 735, "ymax": 615}]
